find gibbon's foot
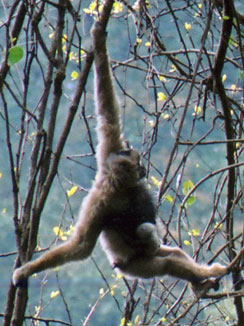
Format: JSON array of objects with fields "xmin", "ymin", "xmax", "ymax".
[{"xmin": 191, "ymin": 277, "xmax": 220, "ymax": 297}]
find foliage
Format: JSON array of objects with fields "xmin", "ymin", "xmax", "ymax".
[{"xmin": 1, "ymin": 0, "xmax": 244, "ymax": 325}]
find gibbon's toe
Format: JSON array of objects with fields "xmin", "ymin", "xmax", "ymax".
[{"xmin": 12, "ymin": 267, "xmax": 28, "ymax": 287}]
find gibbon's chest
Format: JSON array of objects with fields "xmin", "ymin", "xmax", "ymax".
[{"xmin": 103, "ymin": 185, "xmax": 156, "ymax": 242}]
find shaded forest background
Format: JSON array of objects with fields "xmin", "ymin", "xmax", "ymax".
[{"xmin": 1, "ymin": 0, "xmax": 244, "ymax": 325}]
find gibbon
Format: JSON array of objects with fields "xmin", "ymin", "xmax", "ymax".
[{"xmin": 13, "ymin": 21, "xmax": 243, "ymax": 296}]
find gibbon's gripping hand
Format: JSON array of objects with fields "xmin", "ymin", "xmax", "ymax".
[{"xmin": 12, "ymin": 264, "xmax": 30, "ymax": 287}]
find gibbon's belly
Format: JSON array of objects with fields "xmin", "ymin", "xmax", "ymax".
[{"xmin": 100, "ymin": 228, "xmax": 136, "ymax": 266}]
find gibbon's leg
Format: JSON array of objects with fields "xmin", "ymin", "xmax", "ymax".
[
  {"xmin": 120, "ymin": 246, "xmax": 244, "ymax": 285},
  {"xmin": 156, "ymin": 245, "xmax": 228, "ymax": 280},
  {"xmin": 92, "ymin": 22, "xmax": 125, "ymax": 169},
  {"xmin": 13, "ymin": 193, "xmax": 103, "ymax": 286},
  {"xmin": 12, "ymin": 234, "xmax": 98, "ymax": 286},
  {"xmin": 118, "ymin": 246, "xmax": 227, "ymax": 283}
]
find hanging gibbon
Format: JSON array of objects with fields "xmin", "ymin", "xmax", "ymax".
[{"xmin": 13, "ymin": 21, "xmax": 243, "ymax": 296}]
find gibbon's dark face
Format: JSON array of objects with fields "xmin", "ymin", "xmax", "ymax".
[{"xmin": 116, "ymin": 149, "xmax": 146, "ymax": 179}]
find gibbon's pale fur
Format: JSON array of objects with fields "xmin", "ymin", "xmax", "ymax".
[{"xmin": 13, "ymin": 21, "xmax": 243, "ymax": 295}]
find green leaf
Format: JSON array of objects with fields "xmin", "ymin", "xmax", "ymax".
[
  {"xmin": 8, "ymin": 45, "xmax": 24, "ymax": 65},
  {"xmin": 164, "ymin": 194, "xmax": 173, "ymax": 203},
  {"xmin": 182, "ymin": 180, "xmax": 194, "ymax": 195},
  {"xmin": 186, "ymin": 195, "xmax": 196, "ymax": 206}
]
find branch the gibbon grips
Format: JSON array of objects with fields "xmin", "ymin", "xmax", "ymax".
[{"xmin": 12, "ymin": 2, "xmax": 244, "ymax": 298}]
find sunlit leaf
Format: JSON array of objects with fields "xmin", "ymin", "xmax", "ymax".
[
  {"xmin": 169, "ymin": 64, "xmax": 176, "ymax": 73},
  {"xmin": 50, "ymin": 290, "xmax": 60, "ymax": 299},
  {"xmin": 184, "ymin": 22, "xmax": 192, "ymax": 31},
  {"xmin": 113, "ymin": 1, "xmax": 123, "ymax": 13},
  {"xmin": 214, "ymin": 222, "xmax": 223, "ymax": 230},
  {"xmin": 222, "ymin": 74, "xmax": 227, "ymax": 82},
  {"xmin": 134, "ymin": 315, "xmax": 140, "ymax": 325},
  {"xmin": 71, "ymin": 71, "xmax": 79, "ymax": 81},
  {"xmin": 184, "ymin": 240, "xmax": 191, "ymax": 246},
  {"xmin": 157, "ymin": 92, "xmax": 167, "ymax": 102},
  {"xmin": 136, "ymin": 38, "xmax": 142, "ymax": 45},
  {"xmin": 151, "ymin": 176, "xmax": 161, "ymax": 188},
  {"xmin": 67, "ymin": 185, "xmax": 78, "ymax": 197},
  {"xmin": 159, "ymin": 75, "xmax": 166, "ymax": 82},
  {"xmin": 192, "ymin": 106, "xmax": 201, "ymax": 116},
  {"xmin": 188, "ymin": 229, "xmax": 200, "ymax": 236}
]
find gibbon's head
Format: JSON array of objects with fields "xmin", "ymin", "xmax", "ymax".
[{"xmin": 107, "ymin": 149, "xmax": 145, "ymax": 188}]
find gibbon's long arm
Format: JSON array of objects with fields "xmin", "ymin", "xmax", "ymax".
[{"xmin": 93, "ymin": 26, "xmax": 125, "ymax": 172}]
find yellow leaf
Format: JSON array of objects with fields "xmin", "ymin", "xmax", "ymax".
[
  {"xmin": 67, "ymin": 185, "xmax": 78, "ymax": 197},
  {"xmin": 133, "ymin": 0, "xmax": 140, "ymax": 11},
  {"xmin": 157, "ymin": 92, "xmax": 167, "ymax": 102},
  {"xmin": 162, "ymin": 113, "xmax": 170, "ymax": 119},
  {"xmin": 214, "ymin": 222, "xmax": 223, "ymax": 230},
  {"xmin": 71, "ymin": 71, "xmax": 79, "ymax": 81},
  {"xmin": 50, "ymin": 290, "xmax": 60, "ymax": 299},
  {"xmin": 116, "ymin": 273, "xmax": 123, "ymax": 280},
  {"xmin": 0, "ymin": 172, "xmax": 2, "ymax": 178},
  {"xmin": 169, "ymin": 64, "xmax": 176, "ymax": 73},
  {"xmin": 145, "ymin": 41, "xmax": 151, "ymax": 47},
  {"xmin": 83, "ymin": 8, "xmax": 92, "ymax": 13},
  {"xmin": 113, "ymin": 2, "xmax": 123, "ymax": 13},
  {"xmin": 151, "ymin": 176, "xmax": 161, "ymax": 188},
  {"xmin": 62, "ymin": 34, "xmax": 68, "ymax": 43},
  {"xmin": 191, "ymin": 229, "xmax": 200, "ymax": 236},
  {"xmin": 136, "ymin": 38, "xmax": 142, "ymax": 45},
  {"xmin": 164, "ymin": 194, "xmax": 173, "ymax": 203},
  {"xmin": 161, "ymin": 317, "xmax": 167, "ymax": 323},
  {"xmin": 49, "ymin": 32, "xmax": 55, "ymax": 39},
  {"xmin": 53, "ymin": 226, "xmax": 61, "ymax": 236},
  {"xmin": 99, "ymin": 288, "xmax": 105, "ymax": 295},
  {"xmin": 184, "ymin": 22, "xmax": 192, "ymax": 31},
  {"xmin": 184, "ymin": 240, "xmax": 191, "ymax": 246},
  {"xmin": 120, "ymin": 318, "xmax": 126, "ymax": 326},
  {"xmin": 192, "ymin": 106, "xmax": 201, "ymax": 116},
  {"xmin": 159, "ymin": 75, "xmax": 166, "ymax": 82},
  {"xmin": 134, "ymin": 315, "xmax": 140, "ymax": 325},
  {"xmin": 69, "ymin": 51, "xmax": 75, "ymax": 61},
  {"xmin": 222, "ymin": 74, "xmax": 227, "ymax": 82}
]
